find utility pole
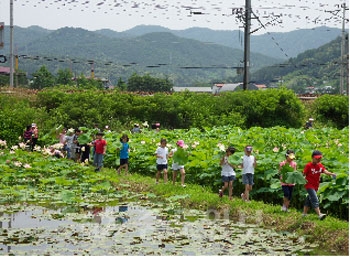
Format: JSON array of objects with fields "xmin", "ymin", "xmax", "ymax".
[
  {"xmin": 243, "ymin": 0, "xmax": 251, "ymax": 90},
  {"xmin": 9, "ymin": 0, "xmax": 14, "ymax": 88},
  {"xmin": 340, "ymin": 2, "xmax": 348, "ymax": 95}
]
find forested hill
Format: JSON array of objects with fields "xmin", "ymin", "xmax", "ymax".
[
  {"xmin": 96, "ymin": 25, "xmax": 342, "ymax": 59},
  {"xmin": 247, "ymin": 35, "xmax": 349, "ymax": 93},
  {"xmin": 0, "ymin": 26, "xmax": 281, "ymax": 85},
  {"xmin": 0, "ymin": 25, "xmax": 345, "ymax": 87},
  {"xmin": 1, "ymin": 25, "xmax": 342, "ymax": 60}
]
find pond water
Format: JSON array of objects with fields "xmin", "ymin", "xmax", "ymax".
[{"xmin": 0, "ymin": 203, "xmax": 316, "ymax": 256}]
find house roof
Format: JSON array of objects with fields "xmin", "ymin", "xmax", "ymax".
[
  {"xmin": 173, "ymin": 86, "xmax": 212, "ymax": 92},
  {"xmin": 0, "ymin": 66, "xmax": 10, "ymax": 74},
  {"xmin": 255, "ymin": 84, "xmax": 267, "ymax": 89}
]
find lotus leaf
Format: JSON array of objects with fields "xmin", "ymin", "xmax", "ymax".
[
  {"xmin": 77, "ymin": 134, "xmax": 92, "ymax": 145},
  {"xmin": 284, "ymin": 171, "xmax": 306, "ymax": 184},
  {"xmin": 280, "ymin": 164, "xmax": 295, "ymax": 182},
  {"xmin": 173, "ymin": 148, "xmax": 188, "ymax": 165}
]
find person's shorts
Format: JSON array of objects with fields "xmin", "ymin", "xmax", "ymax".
[
  {"xmin": 222, "ymin": 175, "xmax": 236, "ymax": 182},
  {"xmin": 282, "ymin": 185, "xmax": 294, "ymax": 200},
  {"xmin": 304, "ymin": 188, "xmax": 319, "ymax": 208},
  {"xmin": 172, "ymin": 163, "xmax": 184, "ymax": 171},
  {"xmin": 120, "ymin": 158, "xmax": 129, "ymax": 166},
  {"xmin": 157, "ymin": 164, "xmax": 168, "ymax": 171},
  {"xmin": 242, "ymin": 173, "xmax": 254, "ymax": 185}
]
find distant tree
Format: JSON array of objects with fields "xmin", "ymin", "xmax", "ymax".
[
  {"xmin": 31, "ymin": 65, "xmax": 55, "ymax": 89},
  {"xmin": 0, "ymin": 69, "xmax": 28, "ymax": 87},
  {"xmin": 116, "ymin": 77, "xmax": 127, "ymax": 91},
  {"xmin": 127, "ymin": 73, "xmax": 173, "ymax": 92},
  {"xmin": 0, "ymin": 75, "xmax": 8, "ymax": 86},
  {"xmin": 56, "ymin": 68, "xmax": 74, "ymax": 86},
  {"xmin": 76, "ymin": 73, "xmax": 104, "ymax": 89}
]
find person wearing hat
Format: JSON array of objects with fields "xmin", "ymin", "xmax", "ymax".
[
  {"xmin": 219, "ymin": 146, "xmax": 237, "ymax": 200},
  {"xmin": 64, "ymin": 129, "xmax": 75, "ymax": 159},
  {"xmin": 240, "ymin": 145, "xmax": 257, "ymax": 202},
  {"xmin": 302, "ymin": 150, "xmax": 336, "ymax": 220},
  {"xmin": 304, "ymin": 118, "xmax": 314, "ymax": 129},
  {"xmin": 169, "ymin": 140, "xmax": 187, "ymax": 187},
  {"xmin": 279, "ymin": 150, "xmax": 297, "ymax": 212}
]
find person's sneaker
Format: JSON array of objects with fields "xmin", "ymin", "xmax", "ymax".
[
  {"xmin": 241, "ymin": 193, "xmax": 245, "ymax": 201},
  {"xmin": 181, "ymin": 184, "xmax": 186, "ymax": 188},
  {"xmin": 302, "ymin": 213, "xmax": 307, "ymax": 218},
  {"xmin": 219, "ymin": 190, "xmax": 223, "ymax": 198},
  {"xmin": 281, "ymin": 205, "xmax": 287, "ymax": 212},
  {"xmin": 319, "ymin": 213, "xmax": 327, "ymax": 220}
]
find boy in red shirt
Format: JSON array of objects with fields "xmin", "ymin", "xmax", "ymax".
[
  {"xmin": 92, "ymin": 132, "xmax": 107, "ymax": 172},
  {"xmin": 302, "ymin": 150, "xmax": 336, "ymax": 220}
]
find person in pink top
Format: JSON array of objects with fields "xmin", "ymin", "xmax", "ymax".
[
  {"xmin": 302, "ymin": 150, "xmax": 336, "ymax": 220},
  {"xmin": 279, "ymin": 150, "xmax": 297, "ymax": 212}
]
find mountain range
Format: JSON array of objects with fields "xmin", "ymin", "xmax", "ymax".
[
  {"xmin": 0, "ymin": 25, "xmax": 345, "ymax": 86},
  {"xmin": 96, "ymin": 25, "xmax": 342, "ymax": 60}
]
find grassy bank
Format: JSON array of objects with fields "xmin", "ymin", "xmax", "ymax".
[{"xmin": 116, "ymin": 172, "xmax": 349, "ymax": 256}]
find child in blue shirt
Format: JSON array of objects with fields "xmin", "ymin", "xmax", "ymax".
[{"xmin": 117, "ymin": 134, "xmax": 130, "ymax": 175}]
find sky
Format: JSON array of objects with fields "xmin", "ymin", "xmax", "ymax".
[{"xmin": 0, "ymin": 0, "xmax": 348, "ymax": 35}]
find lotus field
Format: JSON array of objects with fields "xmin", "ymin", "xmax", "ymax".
[{"xmin": 0, "ymin": 125, "xmax": 348, "ymax": 220}]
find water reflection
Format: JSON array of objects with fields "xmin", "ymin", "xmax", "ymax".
[
  {"xmin": 0, "ymin": 203, "xmax": 315, "ymax": 256},
  {"xmin": 115, "ymin": 205, "xmax": 129, "ymax": 224}
]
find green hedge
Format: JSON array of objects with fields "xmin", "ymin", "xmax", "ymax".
[
  {"xmin": 312, "ymin": 94, "xmax": 349, "ymax": 129},
  {"xmin": 1, "ymin": 87, "xmax": 348, "ymax": 147},
  {"xmin": 33, "ymin": 87, "xmax": 306, "ymax": 129}
]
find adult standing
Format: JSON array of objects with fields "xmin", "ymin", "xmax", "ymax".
[
  {"xmin": 23, "ymin": 125, "xmax": 33, "ymax": 150},
  {"xmin": 31, "ymin": 123, "xmax": 39, "ymax": 151},
  {"xmin": 72, "ymin": 129, "xmax": 82, "ymax": 162},
  {"xmin": 64, "ymin": 129, "xmax": 75, "ymax": 159}
]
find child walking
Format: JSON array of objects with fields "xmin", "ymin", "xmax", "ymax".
[
  {"xmin": 92, "ymin": 132, "xmax": 107, "ymax": 172},
  {"xmin": 117, "ymin": 134, "xmax": 130, "ymax": 175},
  {"xmin": 169, "ymin": 140, "xmax": 187, "ymax": 187},
  {"xmin": 155, "ymin": 138, "xmax": 169, "ymax": 184},
  {"xmin": 219, "ymin": 146, "xmax": 236, "ymax": 200},
  {"xmin": 279, "ymin": 150, "xmax": 297, "ymax": 212},
  {"xmin": 302, "ymin": 150, "xmax": 336, "ymax": 220},
  {"xmin": 241, "ymin": 145, "xmax": 257, "ymax": 202}
]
